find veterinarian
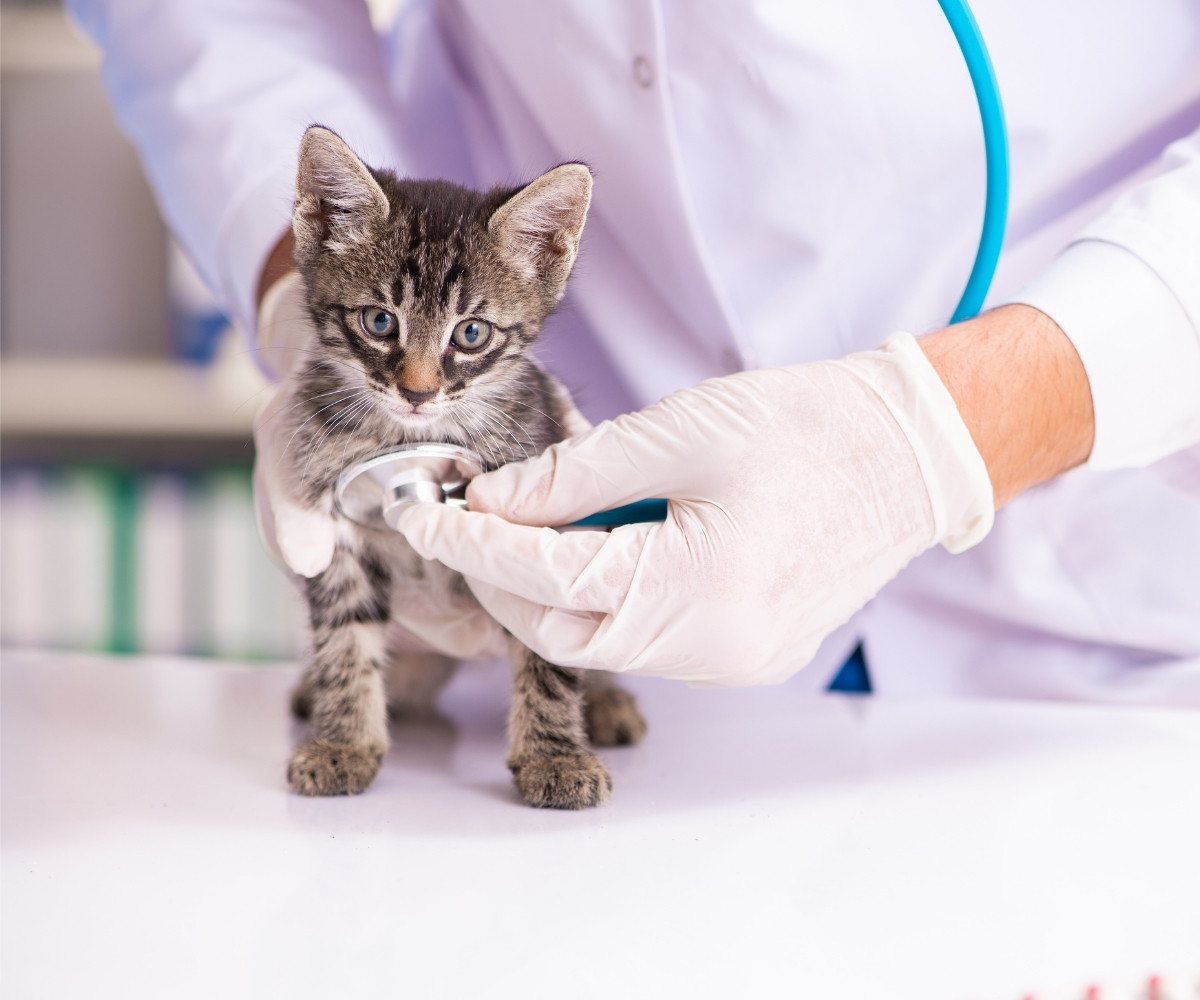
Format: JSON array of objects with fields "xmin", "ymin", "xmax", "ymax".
[{"xmin": 73, "ymin": 1, "xmax": 1200, "ymax": 701}]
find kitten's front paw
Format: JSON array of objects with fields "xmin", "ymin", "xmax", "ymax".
[
  {"xmin": 584, "ymin": 686, "xmax": 647, "ymax": 747},
  {"xmin": 287, "ymin": 739, "xmax": 382, "ymax": 796},
  {"xmin": 509, "ymin": 753, "xmax": 613, "ymax": 809}
]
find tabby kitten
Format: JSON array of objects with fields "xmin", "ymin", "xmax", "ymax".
[{"xmin": 277, "ymin": 126, "xmax": 645, "ymax": 809}]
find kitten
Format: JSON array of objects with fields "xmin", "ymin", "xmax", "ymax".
[{"xmin": 275, "ymin": 126, "xmax": 646, "ymax": 809}]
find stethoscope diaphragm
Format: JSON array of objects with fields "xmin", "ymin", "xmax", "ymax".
[{"xmin": 335, "ymin": 444, "xmax": 484, "ymax": 530}]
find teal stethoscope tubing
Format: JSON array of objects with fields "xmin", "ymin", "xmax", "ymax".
[
  {"xmin": 573, "ymin": 0, "xmax": 1009, "ymax": 529},
  {"xmin": 937, "ymin": 0, "xmax": 1010, "ymax": 323},
  {"xmin": 571, "ymin": 497, "xmax": 670, "ymax": 528}
]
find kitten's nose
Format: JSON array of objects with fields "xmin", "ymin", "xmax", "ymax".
[{"xmin": 399, "ymin": 386, "xmax": 438, "ymax": 406}]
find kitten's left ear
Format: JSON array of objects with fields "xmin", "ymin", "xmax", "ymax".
[
  {"xmin": 488, "ymin": 163, "xmax": 592, "ymax": 300},
  {"xmin": 293, "ymin": 125, "xmax": 390, "ymax": 263}
]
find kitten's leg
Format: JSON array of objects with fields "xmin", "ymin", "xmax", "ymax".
[
  {"xmin": 384, "ymin": 650, "xmax": 458, "ymax": 719},
  {"xmin": 507, "ymin": 643, "xmax": 612, "ymax": 809},
  {"xmin": 582, "ymin": 670, "xmax": 648, "ymax": 748},
  {"xmin": 290, "ymin": 676, "xmax": 315, "ymax": 721},
  {"xmin": 287, "ymin": 537, "xmax": 391, "ymax": 796}
]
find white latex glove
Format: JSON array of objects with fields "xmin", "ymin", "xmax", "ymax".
[
  {"xmin": 392, "ymin": 333, "xmax": 995, "ymax": 685},
  {"xmin": 252, "ymin": 270, "xmax": 592, "ymax": 661},
  {"xmin": 252, "ymin": 271, "xmax": 340, "ymax": 579}
]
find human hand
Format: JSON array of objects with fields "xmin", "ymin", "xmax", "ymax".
[
  {"xmin": 392, "ymin": 333, "xmax": 995, "ymax": 685},
  {"xmin": 252, "ymin": 269, "xmax": 338, "ymax": 578}
]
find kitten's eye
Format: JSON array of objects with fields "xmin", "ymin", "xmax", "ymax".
[
  {"xmin": 359, "ymin": 307, "xmax": 397, "ymax": 338},
  {"xmin": 451, "ymin": 318, "xmax": 493, "ymax": 351}
]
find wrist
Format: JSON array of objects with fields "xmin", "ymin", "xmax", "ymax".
[
  {"xmin": 256, "ymin": 269, "xmax": 313, "ymax": 381},
  {"xmin": 844, "ymin": 333, "xmax": 994, "ymax": 553},
  {"xmin": 256, "ymin": 230, "xmax": 296, "ymax": 314},
  {"xmin": 918, "ymin": 304, "xmax": 1095, "ymax": 508}
]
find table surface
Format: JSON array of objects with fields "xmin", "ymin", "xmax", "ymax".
[{"xmin": 3, "ymin": 649, "xmax": 1199, "ymax": 1000}]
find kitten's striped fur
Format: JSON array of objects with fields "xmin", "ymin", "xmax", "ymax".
[{"xmin": 277, "ymin": 127, "xmax": 645, "ymax": 808}]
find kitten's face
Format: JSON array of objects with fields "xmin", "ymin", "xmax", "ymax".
[{"xmin": 291, "ymin": 127, "xmax": 591, "ymax": 434}]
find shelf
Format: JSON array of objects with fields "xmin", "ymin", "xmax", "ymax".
[
  {"xmin": 0, "ymin": 345, "xmax": 271, "ymax": 440},
  {"xmin": 0, "ymin": 6, "xmax": 102, "ymax": 76}
]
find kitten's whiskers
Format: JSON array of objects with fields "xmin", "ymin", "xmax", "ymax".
[
  {"xmin": 283, "ymin": 387, "xmax": 372, "ymax": 468},
  {"xmin": 456, "ymin": 396, "xmax": 536, "ymax": 466}
]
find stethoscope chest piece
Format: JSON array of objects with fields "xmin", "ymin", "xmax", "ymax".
[{"xmin": 335, "ymin": 444, "xmax": 485, "ymax": 530}]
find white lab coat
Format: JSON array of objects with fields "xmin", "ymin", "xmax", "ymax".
[{"xmin": 71, "ymin": 0, "xmax": 1200, "ymax": 703}]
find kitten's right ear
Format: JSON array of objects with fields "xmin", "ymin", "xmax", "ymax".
[{"xmin": 293, "ymin": 126, "xmax": 390, "ymax": 263}]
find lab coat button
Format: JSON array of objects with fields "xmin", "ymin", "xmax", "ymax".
[{"xmin": 632, "ymin": 56, "xmax": 655, "ymax": 89}]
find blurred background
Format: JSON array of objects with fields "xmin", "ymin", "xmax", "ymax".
[{"xmin": 0, "ymin": 0, "xmax": 320, "ymax": 659}]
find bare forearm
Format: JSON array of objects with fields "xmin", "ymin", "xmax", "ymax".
[{"xmin": 919, "ymin": 304, "xmax": 1095, "ymax": 509}]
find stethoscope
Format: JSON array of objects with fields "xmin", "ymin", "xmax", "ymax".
[{"xmin": 336, "ymin": 0, "xmax": 1009, "ymax": 532}]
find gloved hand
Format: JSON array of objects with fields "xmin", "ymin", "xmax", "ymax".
[
  {"xmin": 392, "ymin": 333, "xmax": 995, "ymax": 685},
  {"xmin": 252, "ymin": 270, "xmax": 338, "ymax": 579},
  {"xmin": 252, "ymin": 269, "xmax": 592, "ymax": 660}
]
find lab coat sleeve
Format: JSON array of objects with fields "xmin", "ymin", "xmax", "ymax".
[
  {"xmin": 67, "ymin": 0, "xmax": 409, "ymax": 339},
  {"xmin": 1010, "ymin": 126, "xmax": 1200, "ymax": 470}
]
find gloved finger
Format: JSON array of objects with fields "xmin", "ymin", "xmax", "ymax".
[
  {"xmin": 392, "ymin": 501, "xmax": 652, "ymax": 613},
  {"xmin": 389, "ymin": 594, "xmax": 510, "ymax": 660},
  {"xmin": 467, "ymin": 575, "xmax": 753, "ymax": 683},
  {"xmin": 466, "ymin": 574, "xmax": 704, "ymax": 678},
  {"xmin": 388, "ymin": 566, "xmax": 509, "ymax": 659},
  {"xmin": 464, "ymin": 576, "xmax": 609, "ymax": 669},
  {"xmin": 466, "ymin": 375, "xmax": 768, "ymax": 526}
]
